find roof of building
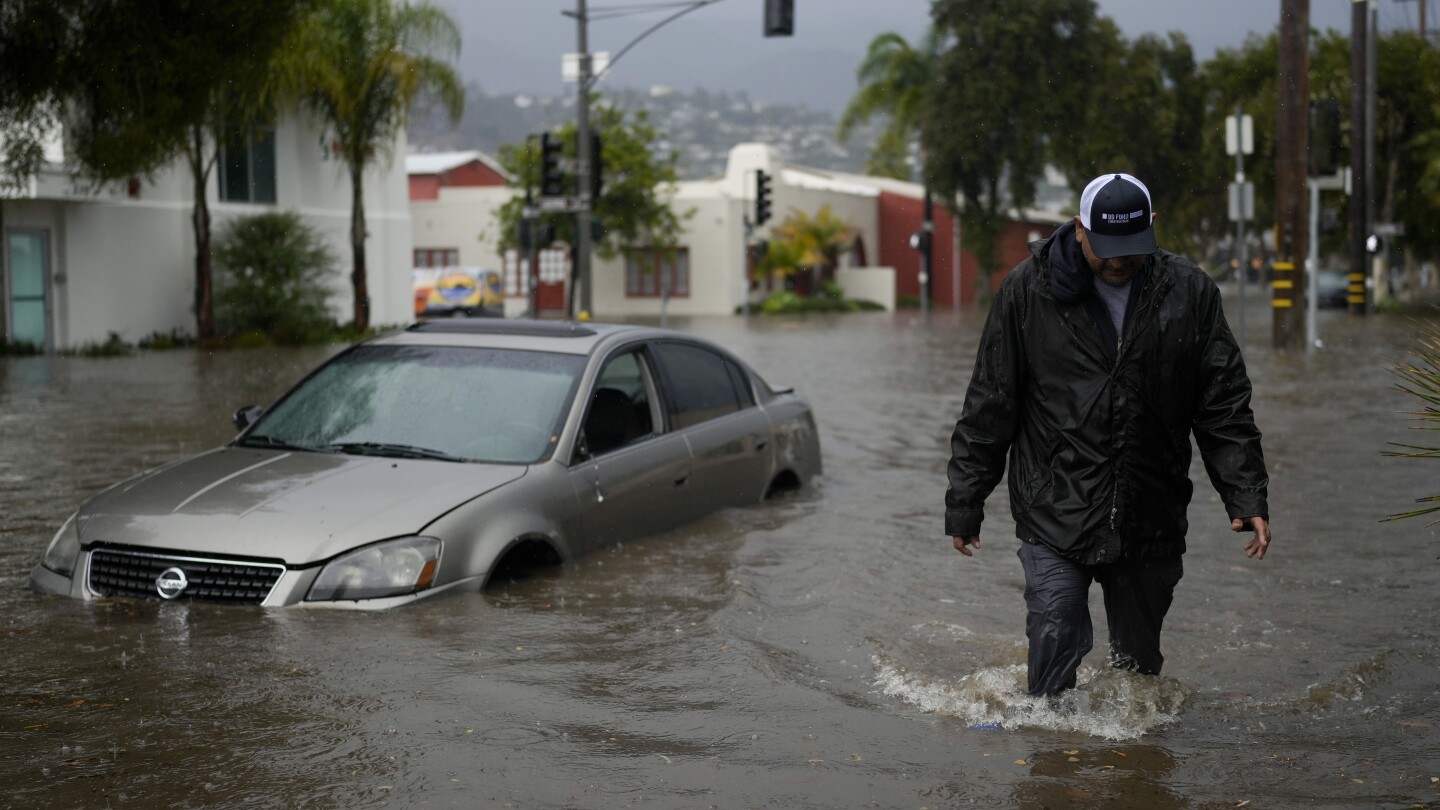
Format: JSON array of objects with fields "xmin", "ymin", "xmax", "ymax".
[
  {"xmin": 405, "ymin": 150, "xmax": 512, "ymax": 181},
  {"xmin": 812, "ymin": 166, "xmax": 1069, "ymax": 226}
]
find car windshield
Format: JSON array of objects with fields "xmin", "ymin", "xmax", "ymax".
[{"xmin": 241, "ymin": 345, "xmax": 586, "ymax": 464}]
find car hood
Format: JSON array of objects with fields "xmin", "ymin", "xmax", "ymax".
[{"xmin": 77, "ymin": 447, "xmax": 526, "ymax": 564}]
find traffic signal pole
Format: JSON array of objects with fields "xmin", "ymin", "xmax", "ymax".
[
  {"xmin": 561, "ymin": 0, "xmax": 756, "ymax": 322},
  {"xmin": 1274, "ymin": 0, "xmax": 1310, "ymax": 349},
  {"xmin": 1349, "ymin": 0, "xmax": 1370, "ymax": 314},
  {"xmin": 574, "ymin": 0, "xmax": 593, "ymax": 320}
]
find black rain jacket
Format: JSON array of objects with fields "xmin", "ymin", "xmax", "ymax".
[{"xmin": 945, "ymin": 222, "xmax": 1269, "ymax": 564}]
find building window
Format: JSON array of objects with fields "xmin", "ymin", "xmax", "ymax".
[
  {"xmin": 625, "ymin": 248, "xmax": 689, "ymax": 298},
  {"xmin": 414, "ymin": 248, "xmax": 459, "ymax": 268},
  {"xmin": 219, "ymin": 127, "xmax": 277, "ymax": 204}
]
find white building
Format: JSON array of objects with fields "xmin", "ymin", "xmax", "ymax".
[
  {"xmin": 408, "ymin": 143, "xmax": 899, "ymax": 319},
  {"xmin": 2, "ymin": 116, "xmax": 413, "ymax": 350}
]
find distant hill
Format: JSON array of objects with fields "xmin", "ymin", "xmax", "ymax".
[{"xmin": 407, "ymin": 85, "xmax": 895, "ymax": 181}]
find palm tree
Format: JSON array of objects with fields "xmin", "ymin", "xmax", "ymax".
[
  {"xmin": 281, "ymin": 0, "xmax": 463, "ymax": 332},
  {"xmin": 837, "ymin": 29, "xmax": 944, "ymax": 181},
  {"xmin": 839, "ymin": 29, "xmax": 944, "ymax": 309},
  {"xmin": 775, "ymin": 205, "xmax": 856, "ymax": 288}
]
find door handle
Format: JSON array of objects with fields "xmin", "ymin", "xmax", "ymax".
[
  {"xmin": 674, "ymin": 473, "xmax": 690, "ymax": 487},
  {"xmin": 754, "ymin": 439, "xmax": 768, "ymax": 452}
]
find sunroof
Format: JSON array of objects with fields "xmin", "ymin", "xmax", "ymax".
[{"xmin": 407, "ymin": 319, "xmax": 598, "ymax": 338}]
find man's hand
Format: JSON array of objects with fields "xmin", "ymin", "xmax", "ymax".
[
  {"xmin": 952, "ymin": 535, "xmax": 981, "ymax": 557},
  {"xmin": 1232, "ymin": 516, "xmax": 1271, "ymax": 559}
]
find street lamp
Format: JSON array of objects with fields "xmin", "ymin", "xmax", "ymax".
[{"xmin": 561, "ymin": 0, "xmax": 792, "ymax": 320}]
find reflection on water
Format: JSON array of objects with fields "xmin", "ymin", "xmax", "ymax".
[{"xmin": 3, "ymin": 306, "xmax": 1440, "ymax": 808}]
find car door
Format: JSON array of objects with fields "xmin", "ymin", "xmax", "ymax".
[
  {"xmin": 566, "ymin": 346, "xmax": 696, "ymax": 550},
  {"xmin": 651, "ymin": 341, "xmax": 774, "ymax": 514}
]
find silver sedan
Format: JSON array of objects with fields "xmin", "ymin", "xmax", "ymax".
[{"xmin": 30, "ymin": 320, "xmax": 822, "ymax": 608}]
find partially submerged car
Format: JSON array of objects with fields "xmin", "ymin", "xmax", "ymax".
[{"xmin": 30, "ymin": 320, "xmax": 821, "ymax": 608}]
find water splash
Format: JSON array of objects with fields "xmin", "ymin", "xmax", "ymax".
[{"xmin": 873, "ymin": 657, "xmax": 1188, "ymax": 741}]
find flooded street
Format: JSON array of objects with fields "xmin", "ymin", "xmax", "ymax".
[{"xmin": 3, "ymin": 301, "xmax": 1439, "ymax": 809}]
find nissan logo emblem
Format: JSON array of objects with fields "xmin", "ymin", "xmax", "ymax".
[{"xmin": 155, "ymin": 567, "xmax": 189, "ymax": 600}]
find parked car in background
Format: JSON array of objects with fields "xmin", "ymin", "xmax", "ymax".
[
  {"xmin": 413, "ymin": 267, "xmax": 504, "ymax": 318},
  {"xmin": 31, "ymin": 321, "xmax": 822, "ymax": 609},
  {"xmin": 1315, "ymin": 267, "xmax": 1350, "ymax": 308}
]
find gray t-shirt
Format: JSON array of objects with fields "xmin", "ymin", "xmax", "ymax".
[{"xmin": 1094, "ymin": 278, "xmax": 1131, "ymax": 343}]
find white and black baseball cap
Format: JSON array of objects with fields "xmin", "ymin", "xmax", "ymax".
[{"xmin": 1079, "ymin": 173, "xmax": 1156, "ymax": 258}]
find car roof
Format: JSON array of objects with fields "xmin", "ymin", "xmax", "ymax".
[{"xmin": 366, "ymin": 319, "xmax": 694, "ymax": 356}]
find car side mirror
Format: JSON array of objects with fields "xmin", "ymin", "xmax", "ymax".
[{"xmin": 233, "ymin": 405, "xmax": 264, "ymax": 431}]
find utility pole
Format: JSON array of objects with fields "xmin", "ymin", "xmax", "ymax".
[
  {"xmin": 559, "ymin": 0, "xmax": 765, "ymax": 321},
  {"xmin": 1349, "ymin": 0, "xmax": 1370, "ymax": 314},
  {"xmin": 921, "ymin": 188, "xmax": 933, "ymax": 321},
  {"xmin": 574, "ymin": 0, "xmax": 593, "ymax": 321},
  {"xmin": 1274, "ymin": 0, "xmax": 1310, "ymax": 349}
]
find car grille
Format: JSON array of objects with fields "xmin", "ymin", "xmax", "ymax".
[{"xmin": 87, "ymin": 548, "xmax": 285, "ymax": 605}]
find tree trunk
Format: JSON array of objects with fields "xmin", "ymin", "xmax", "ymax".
[
  {"xmin": 188, "ymin": 127, "xmax": 215, "ymax": 341},
  {"xmin": 350, "ymin": 162, "xmax": 370, "ymax": 333}
]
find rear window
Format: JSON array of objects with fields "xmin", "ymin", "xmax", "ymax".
[{"xmin": 654, "ymin": 342, "xmax": 747, "ymax": 429}]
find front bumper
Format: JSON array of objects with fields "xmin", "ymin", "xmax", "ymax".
[{"xmin": 28, "ymin": 550, "xmax": 479, "ymax": 610}]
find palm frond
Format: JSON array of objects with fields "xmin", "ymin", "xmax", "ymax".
[{"xmin": 1384, "ymin": 316, "xmax": 1440, "ymax": 526}]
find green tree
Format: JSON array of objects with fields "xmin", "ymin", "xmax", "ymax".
[
  {"xmin": 1202, "ymin": 30, "xmax": 1440, "ymax": 274},
  {"xmin": 178, "ymin": 4, "xmax": 315, "ymax": 342},
  {"xmin": 281, "ymin": 0, "xmax": 464, "ymax": 332},
  {"xmin": 214, "ymin": 210, "xmax": 337, "ymax": 344},
  {"xmin": 757, "ymin": 237, "xmax": 806, "ymax": 281},
  {"xmin": 1052, "ymin": 28, "xmax": 1217, "ymax": 260},
  {"xmin": 924, "ymin": 0, "xmax": 1104, "ymax": 290},
  {"xmin": 493, "ymin": 102, "xmax": 689, "ymax": 264},
  {"xmin": 0, "ymin": 0, "xmax": 311, "ymax": 342},
  {"xmin": 773, "ymin": 205, "xmax": 857, "ymax": 286},
  {"xmin": 837, "ymin": 28, "xmax": 944, "ymax": 180},
  {"xmin": 1372, "ymin": 33, "xmax": 1440, "ymax": 271}
]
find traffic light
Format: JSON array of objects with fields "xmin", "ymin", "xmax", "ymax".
[
  {"xmin": 540, "ymin": 131, "xmax": 565, "ymax": 197},
  {"xmin": 1308, "ymin": 99, "xmax": 1341, "ymax": 178},
  {"xmin": 755, "ymin": 169, "xmax": 772, "ymax": 225},
  {"xmin": 764, "ymin": 0, "xmax": 794, "ymax": 37},
  {"xmin": 590, "ymin": 132, "xmax": 603, "ymax": 198}
]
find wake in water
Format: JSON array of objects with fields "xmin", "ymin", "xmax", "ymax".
[{"xmin": 872, "ymin": 656, "xmax": 1189, "ymax": 741}]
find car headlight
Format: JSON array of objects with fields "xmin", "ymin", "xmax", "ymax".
[
  {"xmin": 41, "ymin": 514, "xmax": 81, "ymax": 576},
  {"xmin": 306, "ymin": 537, "xmax": 441, "ymax": 602}
]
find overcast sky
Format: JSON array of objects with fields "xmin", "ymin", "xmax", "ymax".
[{"xmin": 435, "ymin": 0, "xmax": 1413, "ymax": 109}]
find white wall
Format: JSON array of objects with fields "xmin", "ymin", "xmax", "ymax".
[
  {"xmin": 5, "ymin": 113, "xmax": 413, "ymax": 348},
  {"xmin": 410, "ymin": 185, "xmax": 518, "ymax": 270},
  {"xmin": 837, "ymin": 266, "xmax": 896, "ymax": 311},
  {"xmin": 399, "ymin": 141, "xmax": 892, "ymax": 322},
  {"xmin": 590, "ymin": 191, "xmax": 747, "ymax": 318}
]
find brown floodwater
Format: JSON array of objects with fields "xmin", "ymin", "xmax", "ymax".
[{"xmin": 3, "ymin": 299, "xmax": 1438, "ymax": 809}]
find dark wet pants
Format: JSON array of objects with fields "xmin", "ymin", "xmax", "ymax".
[{"xmin": 1016, "ymin": 541, "xmax": 1184, "ymax": 696}]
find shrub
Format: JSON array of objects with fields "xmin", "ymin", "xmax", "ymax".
[
  {"xmin": 214, "ymin": 210, "xmax": 337, "ymax": 345},
  {"xmin": 756, "ymin": 291, "xmax": 885, "ymax": 314},
  {"xmin": 1, "ymin": 340, "xmax": 42, "ymax": 356},
  {"xmin": 137, "ymin": 329, "xmax": 195, "ymax": 350}
]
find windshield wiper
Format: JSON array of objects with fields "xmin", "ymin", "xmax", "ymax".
[
  {"xmin": 237, "ymin": 434, "xmax": 332, "ymax": 453},
  {"xmin": 322, "ymin": 441, "xmax": 468, "ymax": 463}
]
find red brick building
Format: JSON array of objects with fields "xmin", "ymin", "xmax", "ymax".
[
  {"xmin": 855, "ymin": 175, "xmax": 1066, "ymax": 309},
  {"xmin": 406, "ymin": 151, "xmax": 510, "ymax": 201}
]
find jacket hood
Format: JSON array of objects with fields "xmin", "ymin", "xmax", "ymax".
[{"xmin": 1041, "ymin": 220, "xmax": 1094, "ymax": 304}]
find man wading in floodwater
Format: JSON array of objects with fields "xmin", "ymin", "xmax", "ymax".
[{"xmin": 944, "ymin": 173, "xmax": 1272, "ymax": 698}]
